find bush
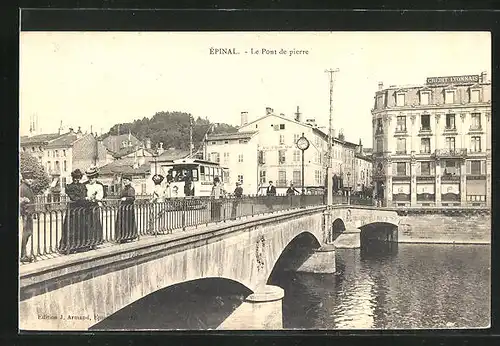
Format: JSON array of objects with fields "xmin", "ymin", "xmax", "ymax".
[{"xmin": 20, "ymin": 152, "xmax": 51, "ymax": 194}]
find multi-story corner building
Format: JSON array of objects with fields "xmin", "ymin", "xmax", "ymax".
[
  {"xmin": 43, "ymin": 127, "xmax": 108, "ymax": 195},
  {"xmin": 353, "ymin": 141, "xmax": 373, "ymax": 194},
  {"xmin": 205, "ymin": 107, "xmax": 363, "ymax": 195},
  {"xmin": 371, "ymin": 72, "xmax": 491, "ymax": 207}
]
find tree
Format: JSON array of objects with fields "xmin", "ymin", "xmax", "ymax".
[{"xmin": 20, "ymin": 152, "xmax": 51, "ymax": 195}]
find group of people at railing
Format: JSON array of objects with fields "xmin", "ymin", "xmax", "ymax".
[{"xmin": 19, "ymin": 166, "xmax": 138, "ymax": 262}]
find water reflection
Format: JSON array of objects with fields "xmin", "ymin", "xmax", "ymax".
[{"xmin": 273, "ymin": 244, "xmax": 490, "ymax": 329}]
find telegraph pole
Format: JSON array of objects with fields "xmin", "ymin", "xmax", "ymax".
[
  {"xmin": 325, "ymin": 68, "xmax": 339, "ymax": 205},
  {"xmin": 189, "ymin": 115, "xmax": 193, "ymax": 157}
]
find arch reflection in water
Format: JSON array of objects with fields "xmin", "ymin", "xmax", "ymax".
[{"xmin": 90, "ymin": 278, "xmax": 252, "ymax": 330}]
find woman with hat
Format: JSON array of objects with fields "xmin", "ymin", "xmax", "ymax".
[
  {"xmin": 148, "ymin": 174, "xmax": 166, "ymax": 235},
  {"xmin": 115, "ymin": 173, "xmax": 138, "ymax": 243},
  {"xmin": 58, "ymin": 169, "xmax": 88, "ymax": 254},
  {"xmin": 82, "ymin": 166, "xmax": 105, "ymax": 250}
]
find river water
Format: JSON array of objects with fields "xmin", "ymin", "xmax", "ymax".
[
  {"xmin": 93, "ymin": 243, "xmax": 490, "ymax": 330},
  {"xmin": 271, "ymin": 243, "xmax": 490, "ymax": 329}
]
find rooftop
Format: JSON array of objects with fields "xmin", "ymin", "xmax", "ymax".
[
  {"xmin": 20, "ymin": 133, "xmax": 61, "ymax": 145},
  {"xmin": 99, "ymin": 157, "xmax": 151, "ymax": 176},
  {"xmin": 45, "ymin": 132, "xmax": 81, "ymax": 148},
  {"xmin": 207, "ymin": 131, "xmax": 258, "ymax": 141}
]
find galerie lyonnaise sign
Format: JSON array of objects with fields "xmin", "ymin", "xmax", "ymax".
[{"xmin": 426, "ymin": 75, "xmax": 479, "ymax": 85}]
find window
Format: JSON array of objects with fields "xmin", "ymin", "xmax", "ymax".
[
  {"xmin": 396, "ymin": 162, "xmax": 407, "ymax": 176},
  {"xmin": 376, "ymin": 138, "xmax": 383, "ymax": 152},
  {"xmin": 278, "ymin": 150, "xmax": 286, "ymax": 164},
  {"xmin": 421, "ymin": 114, "xmax": 430, "ymax": 130},
  {"xmin": 63, "ymin": 160, "xmax": 67, "ymax": 172},
  {"xmin": 238, "ymin": 154, "xmax": 244, "ymax": 163},
  {"xmin": 470, "ymin": 160, "xmax": 481, "ymax": 175},
  {"xmin": 224, "ymin": 141, "xmax": 229, "ymax": 144},
  {"xmin": 258, "ymin": 150, "xmax": 265, "ymax": 164},
  {"xmin": 294, "ymin": 134, "xmax": 300, "ymax": 144},
  {"xmin": 55, "ymin": 161, "xmax": 60, "ymax": 171},
  {"xmin": 237, "ymin": 175, "xmax": 244, "ymax": 184},
  {"xmin": 278, "ymin": 170, "xmax": 287, "ymax": 186},
  {"xmin": 471, "ymin": 113, "xmax": 481, "ymax": 129},
  {"xmin": 443, "ymin": 160, "xmax": 460, "ymax": 175},
  {"xmin": 396, "ymin": 116, "xmax": 406, "ymax": 132},
  {"xmin": 445, "ymin": 90, "xmax": 455, "ymax": 104},
  {"xmin": 445, "ymin": 137, "xmax": 456, "ymax": 150},
  {"xmin": 61, "ymin": 177, "xmax": 67, "ymax": 188},
  {"xmin": 420, "ymin": 92, "xmax": 429, "ymax": 105},
  {"xmin": 376, "ymin": 119, "xmax": 383, "ymax": 134},
  {"xmin": 211, "ymin": 141, "xmax": 216, "ymax": 145},
  {"xmin": 470, "ymin": 89, "xmax": 480, "ymax": 103},
  {"xmin": 279, "ymin": 124, "xmax": 285, "ymax": 130},
  {"xmin": 260, "ymin": 170, "xmax": 266, "ymax": 184},
  {"xmin": 47, "ymin": 161, "xmax": 51, "ymax": 171},
  {"xmin": 200, "ymin": 166, "xmax": 206, "ymax": 181},
  {"xmin": 293, "ymin": 150, "xmax": 300, "ymax": 162},
  {"xmin": 55, "ymin": 150, "xmax": 59, "ymax": 157},
  {"xmin": 238, "ymin": 139, "xmax": 248, "ymax": 144},
  {"xmin": 293, "ymin": 170, "xmax": 301, "ymax": 185},
  {"xmin": 63, "ymin": 149, "xmax": 66, "ymax": 157},
  {"xmin": 32, "ymin": 147, "xmax": 35, "ymax": 152},
  {"xmin": 211, "ymin": 152, "xmax": 220, "ymax": 163},
  {"xmin": 314, "ymin": 170, "xmax": 321, "ymax": 185},
  {"xmin": 223, "ymin": 152, "xmax": 230, "ymax": 164},
  {"xmin": 420, "ymin": 138, "xmax": 431, "ymax": 153},
  {"xmin": 421, "ymin": 162, "xmax": 431, "ymax": 175},
  {"xmin": 141, "ymin": 183, "xmax": 146, "ymax": 194},
  {"xmin": 471, "ymin": 136, "xmax": 481, "ymax": 152},
  {"xmin": 279, "ymin": 134, "xmax": 285, "ymax": 145},
  {"xmin": 445, "ymin": 114, "xmax": 456, "ymax": 129},
  {"xmin": 396, "ymin": 93, "xmax": 405, "ymax": 106},
  {"xmin": 376, "ymin": 95, "xmax": 384, "ymax": 108},
  {"xmin": 396, "ymin": 138, "xmax": 407, "ymax": 154}
]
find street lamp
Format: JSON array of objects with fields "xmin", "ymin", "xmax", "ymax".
[
  {"xmin": 296, "ymin": 132, "xmax": 310, "ymax": 208},
  {"xmin": 347, "ymin": 172, "xmax": 351, "ymax": 204}
]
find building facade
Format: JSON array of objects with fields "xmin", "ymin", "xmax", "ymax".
[
  {"xmin": 371, "ymin": 73, "xmax": 491, "ymax": 207},
  {"xmin": 206, "ymin": 107, "xmax": 366, "ymax": 195}
]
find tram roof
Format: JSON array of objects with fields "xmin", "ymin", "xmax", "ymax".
[{"xmin": 171, "ymin": 158, "xmax": 221, "ymax": 166}]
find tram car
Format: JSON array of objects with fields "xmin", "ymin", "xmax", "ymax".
[{"xmin": 158, "ymin": 158, "xmax": 229, "ymax": 209}]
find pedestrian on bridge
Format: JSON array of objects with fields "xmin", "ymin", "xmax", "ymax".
[
  {"xmin": 115, "ymin": 174, "xmax": 138, "ymax": 243},
  {"xmin": 210, "ymin": 176, "xmax": 223, "ymax": 221},
  {"xmin": 58, "ymin": 169, "xmax": 87, "ymax": 254},
  {"xmin": 265, "ymin": 180, "xmax": 276, "ymax": 211},
  {"xmin": 83, "ymin": 166, "xmax": 105, "ymax": 250},
  {"xmin": 231, "ymin": 181, "xmax": 243, "ymax": 220},
  {"xmin": 20, "ymin": 171, "xmax": 35, "ymax": 263}
]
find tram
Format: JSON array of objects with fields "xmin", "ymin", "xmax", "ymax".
[{"xmin": 159, "ymin": 158, "xmax": 229, "ymax": 198}]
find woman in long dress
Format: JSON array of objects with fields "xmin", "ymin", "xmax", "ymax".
[
  {"xmin": 58, "ymin": 169, "xmax": 87, "ymax": 254},
  {"xmin": 149, "ymin": 174, "xmax": 167, "ymax": 234},
  {"xmin": 83, "ymin": 166, "xmax": 105, "ymax": 250},
  {"xmin": 115, "ymin": 174, "xmax": 138, "ymax": 243}
]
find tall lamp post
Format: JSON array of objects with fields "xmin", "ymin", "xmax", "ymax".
[
  {"xmin": 347, "ymin": 171, "xmax": 351, "ymax": 205},
  {"xmin": 296, "ymin": 132, "xmax": 310, "ymax": 208}
]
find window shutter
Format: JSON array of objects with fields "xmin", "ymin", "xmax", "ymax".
[
  {"xmin": 416, "ymin": 162, "xmax": 421, "ymax": 175},
  {"xmin": 392, "ymin": 163, "xmax": 397, "ymax": 175},
  {"xmin": 481, "ymin": 161, "xmax": 486, "ymax": 175},
  {"xmin": 466, "ymin": 160, "xmax": 472, "ymax": 175},
  {"xmin": 430, "ymin": 161, "xmax": 435, "ymax": 175},
  {"xmin": 406, "ymin": 162, "xmax": 410, "ymax": 175}
]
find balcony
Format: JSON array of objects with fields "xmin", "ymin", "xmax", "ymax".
[
  {"xmin": 394, "ymin": 127, "xmax": 407, "ymax": 134},
  {"xmin": 435, "ymin": 148, "xmax": 467, "ymax": 158},
  {"xmin": 443, "ymin": 126, "xmax": 458, "ymax": 134},
  {"xmin": 395, "ymin": 150, "xmax": 408, "ymax": 155},
  {"xmin": 469, "ymin": 125, "xmax": 483, "ymax": 133},
  {"xmin": 418, "ymin": 127, "xmax": 432, "ymax": 135}
]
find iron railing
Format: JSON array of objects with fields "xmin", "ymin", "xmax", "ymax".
[{"xmin": 19, "ymin": 194, "xmax": 325, "ymax": 262}]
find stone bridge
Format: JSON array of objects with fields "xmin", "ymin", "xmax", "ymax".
[{"xmin": 19, "ymin": 205, "xmax": 400, "ymax": 331}]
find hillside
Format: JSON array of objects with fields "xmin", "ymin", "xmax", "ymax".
[{"xmin": 103, "ymin": 111, "xmax": 238, "ymax": 151}]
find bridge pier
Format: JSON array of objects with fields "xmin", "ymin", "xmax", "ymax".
[
  {"xmin": 333, "ymin": 228, "xmax": 361, "ymax": 249},
  {"xmin": 293, "ymin": 244, "xmax": 336, "ymax": 274},
  {"xmin": 217, "ymin": 285, "xmax": 284, "ymax": 330}
]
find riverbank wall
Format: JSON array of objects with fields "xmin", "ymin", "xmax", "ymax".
[{"xmin": 398, "ymin": 211, "xmax": 491, "ymax": 245}]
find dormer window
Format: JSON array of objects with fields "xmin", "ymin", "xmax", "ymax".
[
  {"xmin": 396, "ymin": 92, "xmax": 405, "ymax": 107},
  {"xmin": 469, "ymin": 86, "xmax": 481, "ymax": 103},
  {"xmin": 419, "ymin": 89, "xmax": 430, "ymax": 105},
  {"xmin": 444, "ymin": 89, "xmax": 455, "ymax": 104}
]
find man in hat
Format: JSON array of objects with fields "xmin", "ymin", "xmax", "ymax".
[
  {"xmin": 231, "ymin": 181, "xmax": 243, "ymax": 220},
  {"xmin": 115, "ymin": 174, "xmax": 137, "ymax": 243},
  {"xmin": 20, "ymin": 171, "xmax": 36, "ymax": 262}
]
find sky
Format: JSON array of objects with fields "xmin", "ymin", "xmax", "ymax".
[{"xmin": 19, "ymin": 31, "xmax": 491, "ymax": 146}]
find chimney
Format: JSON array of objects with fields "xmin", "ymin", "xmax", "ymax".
[
  {"xmin": 145, "ymin": 138, "xmax": 151, "ymax": 149},
  {"xmin": 378, "ymin": 82, "xmax": 384, "ymax": 91},
  {"xmin": 69, "ymin": 127, "xmax": 74, "ymax": 134},
  {"xmin": 58, "ymin": 120, "xmax": 63, "ymax": 135},
  {"xmin": 76, "ymin": 126, "xmax": 82, "ymax": 138},
  {"xmin": 481, "ymin": 71, "xmax": 488, "ymax": 83},
  {"xmin": 240, "ymin": 111, "xmax": 249, "ymax": 127},
  {"xmin": 157, "ymin": 142, "xmax": 164, "ymax": 156},
  {"xmin": 294, "ymin": 106, "xmax": 303, "ymax": 123},
  {"xmin": 265, "ymin": 107, "xmax": 273, "ymax": 115}
]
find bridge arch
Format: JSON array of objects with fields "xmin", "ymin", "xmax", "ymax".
[
  {"xmin": 359, "ymin": 221, "xmax": 399, "ymax": 247},
  {"xmin": 90, "ymin": 277, "xmax": 253, "ymax": 330},
  {"xmin": 330, "ymin": 218, "xmax": 346, "ymax": 242},
  {"xmin": 267, "ymin": 231, "xmax": 322, "ymax": 282}
]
